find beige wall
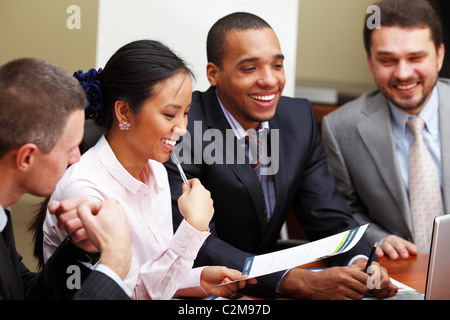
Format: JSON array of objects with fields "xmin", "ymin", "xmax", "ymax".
[
  {"xmin": 0, "ymin": 0, "xmax": 99, "ymax": 271},
  {"xmin": 1, "ymin": 0, "xmax": 376, "ymax": 272},
  {"xmin": 0, "ymin": 0, "xmax": 98, "ymax": 73},
  {"xmin": 1, "ymin": 0, "xmax": 377, "ymax": 94},
  {"xmin": 297, "ymin": 0, "xmax": 377, "ymax": 94}
]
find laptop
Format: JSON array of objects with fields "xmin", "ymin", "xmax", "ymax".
[
  {"xmin": 424, "ymin": 214, "xmax": 450, "ymax": 300},
  {"xmin": 385, "ymin": 214, "xmax": 450, "ymax": 300}
]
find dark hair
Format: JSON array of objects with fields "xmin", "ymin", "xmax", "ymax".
[
  {"xmin": 0, "ymin": 58, "xmax": 86, "ymax": 158},
  {"xmin": 74, "ymin": 40, "xmax": 194, "ymax": 132},
  {"xmin": 207, "ymin": 12, "xmax": 272, "ymax": 68},
  {"xmin": 363, "ymin": 0, "xmax": 443, "ymax": 56}
]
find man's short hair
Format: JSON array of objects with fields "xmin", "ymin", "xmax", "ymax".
[
  {"xmin": 0, "ymin": 58, "xmax": 86, "ymax": 158},
  {"xmin": 207, "ymin": 12, "xmax": 272, "ymax": 68},
  {"xmin": 363, "ymin": 0, "xmax": 443, "ymax": 56}
]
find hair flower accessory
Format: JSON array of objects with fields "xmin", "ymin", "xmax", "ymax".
[{"xmin": 73, "ymin": 68, "xmax": 103, "ymax": 119}]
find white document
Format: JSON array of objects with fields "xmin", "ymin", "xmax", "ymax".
[{"xmin": 241, "ymin": 224, "xmax": 369, "ymax": 279}]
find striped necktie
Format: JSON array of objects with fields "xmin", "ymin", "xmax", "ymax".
[
  {"xmin": 246, "ymin": 130, "xmax": 270, "ymax": 221},
  {"xmin": 246, "ymin": 131, "xmax": 262, "ymax": 179},
  {"xmin": 407, "ymin": 117, "xmax": 443, "ymax": 253}
]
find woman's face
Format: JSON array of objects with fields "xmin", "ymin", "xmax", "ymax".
[{"xmin": 124, "ymin": 72, "xmax": 192, "ymax": 163}]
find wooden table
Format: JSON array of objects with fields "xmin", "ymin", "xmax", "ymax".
[{"xmin": 379, "ymin": 254, "xmax": 429, "ymax": 293}]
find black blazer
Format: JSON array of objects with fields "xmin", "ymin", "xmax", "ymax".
[
  {"xmin": 0, "ymin": 218, "xmax": 129, "ymax": 300},
  {"xmin": 165, "ymin": 87, "xmax": 372, "ymax": 297}
]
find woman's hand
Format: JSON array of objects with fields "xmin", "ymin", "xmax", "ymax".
[
  {"xmin": 200, "ymin": 266, "xmax": 257, "ymax": 297},
  {"xmin": 178, "ymin": 178, "xmax": 214, "ymax": 231}
]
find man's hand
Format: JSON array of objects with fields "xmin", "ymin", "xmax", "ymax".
[
  {"xmin": 278, "ymin": 259, "xmax": 398, "ymax": 300},
  {"xmin": 77, "ymin": 199, "xmax": 131, "ymax": 280},
  {"xmin": 48, "ymin": 195, "xmax": 97, "ymax": 252},
  {"xmin": 279, "ymin": 267, "xmax": 370, "ymax": 300},
  {"xmin": 352, "ymin": 258, "xmax": 398, "ymax": 299},
  {"xmin": 376, "ymin": 235, "xmax": 418, "ymax": 260},
  {"xmin": 50, "ymin": 196, "xmax": 132, "ymax": 280}
]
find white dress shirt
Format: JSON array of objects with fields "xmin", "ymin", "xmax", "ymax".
[{"xmin": 0, "ymin": 206, "xmax": 7, "ymax": 232}]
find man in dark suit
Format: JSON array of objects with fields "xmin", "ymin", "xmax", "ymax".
[
  {"xmin": 0, "ymin": 58, "xmax": 131, "ymax": 300},
  {"xmin": 165, "ymin": 12, "xmax": 397, "ymax": 299}
]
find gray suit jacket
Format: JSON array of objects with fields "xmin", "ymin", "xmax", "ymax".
[{"xmin": 321, "ymin": 79, "xmax": 450, "ymax": 244}]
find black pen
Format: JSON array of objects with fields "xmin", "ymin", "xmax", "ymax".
[{"xmin": 364, "ymin": 242, "xmax": 377, "ymax": 274}]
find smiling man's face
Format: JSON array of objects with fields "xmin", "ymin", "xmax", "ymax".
[
  {"xmin": 207, "ymin": 27, "xmax": 286, "ymax": 130},
  {"xmin": 367, "ymin": 26, "xmax": 445, "ymax": 114}
]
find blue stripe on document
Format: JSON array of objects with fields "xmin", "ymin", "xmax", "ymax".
[
  {"xmin": 242, "ymin": 257, "xmax": 254, "ymax": 275},
  {"xmin": 337, "ymin": 227, "xmax": 359, "ymax": 253}
]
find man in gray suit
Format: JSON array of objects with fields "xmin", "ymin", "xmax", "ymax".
[{"xmin": 322, "ymin": 0, "xmax": 448, "ymax": 260}]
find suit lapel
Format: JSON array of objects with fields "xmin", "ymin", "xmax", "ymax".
[
  {"xmin": 437, "ymin": 80, "xmax": 450, "ymax": 212},
  {"xmin": 0, "ymin": 234, "xmax": 16, "ymax": 273},
  {"xmin": 202, "ymin": 88, "xmax": 268, "ymax": 229},
  {"xmin": 263, "ymin": 115, "xmax": 288, "ymax": 232},
  {"xmin": 357, "ymin": 93, "xmax": 412, "ymax": 229}
]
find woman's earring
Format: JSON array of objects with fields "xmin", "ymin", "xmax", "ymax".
[{"xmin": 119, "ymin": 121, "xmax": 131, "ymax": 130}]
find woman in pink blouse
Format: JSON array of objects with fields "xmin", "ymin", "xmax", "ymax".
[{"xmin": 42, "ymin": 40, "xmax": 254, "ymax": 299}]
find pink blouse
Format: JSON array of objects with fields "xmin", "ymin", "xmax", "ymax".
[{"xmin": 43, "ymin": 135, "xmax": 210, "ymax": 299}]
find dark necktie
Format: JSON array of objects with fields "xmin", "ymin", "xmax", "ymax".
[
  {"xmin": 2, "ymin": 210, "xmax": 14, "ymax": 258},
  {"xmin": 1, "ymin": 209, "xmax": 24, "ymax": 299}
]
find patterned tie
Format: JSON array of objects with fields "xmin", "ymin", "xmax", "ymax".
[
  {"xmin": 407, "ymin": 117, "xmax": 443, "ymax": 253},
  {"xmin": 246, "ymin": 132, "xmax": 262, "ymax": 180},
  {"xmin": 246, "ymin": 130, "xmax": 269, "ymax": 221}
]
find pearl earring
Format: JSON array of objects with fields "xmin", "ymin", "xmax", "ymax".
[{"xmin": 119, "ymin": 121, "xmax": 131, "ymax": 130}]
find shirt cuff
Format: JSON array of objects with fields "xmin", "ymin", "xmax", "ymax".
[
  {"xmin": 95, "ymin": 263, "xmax": 132, "ymax": 297},
  {"xmin": 170, "ymin": 219, "xmax": 210, "ymax": 260},
  {"xmin": 175, "ymin": 266, "xmax": 209, "ymax": 298},
  {"xmin": 348, "ymin": 254, "xmax": 368, "ymax": 266},
  {"xmin": 80, "ymin": 261, "xmax": 131, "ymax": 297},
  {"xmin": 276, "ymin": 268, "xmax": 292, "ymax": 293}
]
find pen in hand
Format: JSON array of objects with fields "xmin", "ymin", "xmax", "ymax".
[
  {"xmin": 364, "ymin": 241, "xmax": 377, "ymax": 274},
  {"xmin": 171, "ymin": 153, "xmax": 191, "ymax": 189}
]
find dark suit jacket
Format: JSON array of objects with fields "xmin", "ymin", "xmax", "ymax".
[
  {"xmin": 0, "ymin": 214, "xmax": 129, "ymax": 300},
  {"xmin": 164, "ymin": 87, "xmax": 372, "ymax": 297}
]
